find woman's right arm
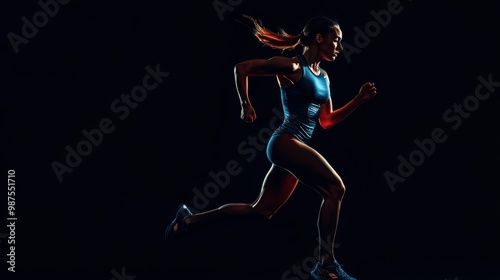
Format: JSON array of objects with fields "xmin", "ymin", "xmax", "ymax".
[{"xmin": 234, "ymin": 56, "xmax": 298, "ymax": 123}]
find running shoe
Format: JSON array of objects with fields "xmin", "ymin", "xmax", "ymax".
[
  {"xmin": 310, "ymin": 259, "xmax": 356, "ymax": 280},
  {"xmin": 164, "ymin": 203, "xmax": 193, "ymax": 240}
]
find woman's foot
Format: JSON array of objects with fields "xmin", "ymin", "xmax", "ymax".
[
  {"xmin": 310, "ymin": 259, "xmax": 356, "ymax": 280},
  {"xmin": 164, "ymin": 203, "xmax": 193, "ymax": 240}
]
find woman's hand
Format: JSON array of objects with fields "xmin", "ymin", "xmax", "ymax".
[
  {"xmin": 356, "ymin": 82, "xmax": 377, "ymax": 103},
  {"xmin": 241, "ymin": 103, "xmax": 257, "ymax": 123}
]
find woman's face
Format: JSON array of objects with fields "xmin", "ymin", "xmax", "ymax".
[{"xmin": 319, "ymin": 26, "xmax": 343, "ymax": 62}]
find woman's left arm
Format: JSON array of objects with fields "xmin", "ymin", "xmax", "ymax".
[{"xmin": 318, "ymin": 82, "xmax": 377, "ymax": 129}]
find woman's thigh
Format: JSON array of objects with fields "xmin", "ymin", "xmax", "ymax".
[{"xmin": 267, "ymin": 134, "xmax": 344, "ymax": 196}]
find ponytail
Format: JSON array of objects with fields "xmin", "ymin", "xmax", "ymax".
[
  {"xmin": 242, "ymin": 14, "xmax": 302, "ymax": 51},
  {"xmin": 242, "ymin": 14, "xmax": 339, "ymax": 51}
]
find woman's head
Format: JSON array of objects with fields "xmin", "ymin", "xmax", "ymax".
[
  {"xmin": 301, "ymin": 15, "xmax": 343, "ymax": 61},
  {"xmin": 300, "ymin": 16, "xmax": 340, "ymax": 45}
]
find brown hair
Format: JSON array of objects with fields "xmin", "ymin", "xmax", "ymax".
[{"xmin": 243, "ymin": 14, "xmax": 339, "ymax": 51}]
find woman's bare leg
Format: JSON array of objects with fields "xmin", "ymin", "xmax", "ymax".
[
  {"xmin": 172, "ymin": 132, "xmax": 347, "ymax": 265},
  {"xmin": 267, "ymin": 134, "xmax": 346, "ymax": 264},
  {"xmin": 182, "ymin": 165, "xmax": 299, "ymax": 226}
]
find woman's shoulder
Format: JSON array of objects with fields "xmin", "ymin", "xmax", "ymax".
[{"xmin": 267, "ymin": 55, "xmax": 302, "ymax": 68}]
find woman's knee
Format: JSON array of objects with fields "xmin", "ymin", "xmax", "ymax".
[
  {"xmin": 250, "ymin": 204, "xmax": 278, "ymax": 219},
  {"xmin": 322, "ymin": 180, "xmax": 346, "ymax": 200}
]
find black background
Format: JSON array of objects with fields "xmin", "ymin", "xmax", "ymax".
[{"xmin": 2, "ymin": 0, "xmax": 499, "ymax": 279}]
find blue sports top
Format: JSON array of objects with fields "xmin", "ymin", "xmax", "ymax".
[{"xmin": 272, "ymin": 54, "xmax": 331, "ymax": 143}]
